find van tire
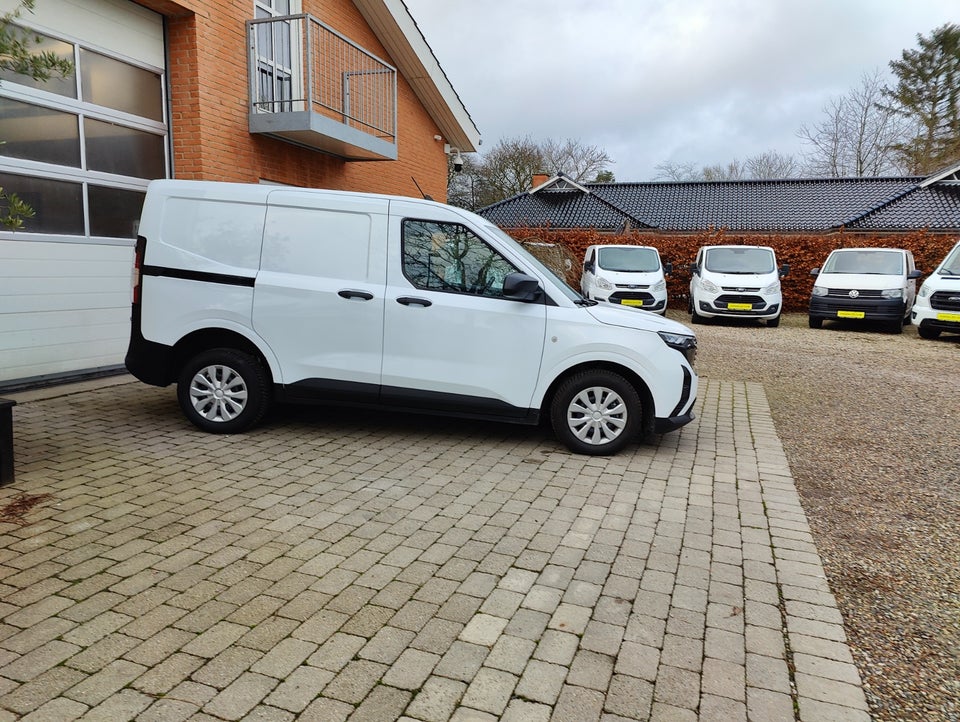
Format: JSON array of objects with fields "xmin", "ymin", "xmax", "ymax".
[
  {"xmin": 550, "ymin": 370, "xmax": 640, "ymax": 455},
  {"xmin": 918, "ymin": 325, "xmax": 940, "ymax": 339},
  {"xmin": 177, "ymin": 349, "xmax": 270, "ymax": 434},
  {"xmin": 808, "ymin": 316, "xmax": 823, "ymax": 329},
  {"xmin": 767, "ymin": 314, "xmax": 781, "ymax": 328}
]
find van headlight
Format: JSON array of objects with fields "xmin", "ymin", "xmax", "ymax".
[
  {"xmin": 651, "ymin": 279, "xmax": 666, "ymax": 293},
  {"xmin": 811, "ymin": 285, "xmax": 827, "ymax": 297},
  {"xmin": 595, "ymin": 276, "xmax": 613, "ymax": 290},
  {"xmin": 918, "ymin": 282, "xmax": 932, "ymax": 298},
  {"xmin": 700, "ymin": 278, "xmax": 720, "ymax": 294},
  {"xmin": 762, "ymin": 281, "xmax": 780, "ymax": 295},
  {"xmin": 658, "ymin": 331, "xmax": 697, "ymax": 365},
  {"xmin": 881, "ymin": 288, "xmax": 902, "ymax": 299}
]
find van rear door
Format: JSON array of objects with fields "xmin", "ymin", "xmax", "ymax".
[{"xmin": 253, "ymin": 190, "xmax": 389, "ymax": 398}]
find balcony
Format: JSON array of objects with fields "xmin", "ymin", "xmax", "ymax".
[{"xmin": 247, "ymin": 14, "xmax": 397, "ymax": 161}]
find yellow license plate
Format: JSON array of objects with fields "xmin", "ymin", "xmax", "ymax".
[
  {"xmin": 837, "ymin": 310, "xmax": 865, "ymax": 319},
  {"xmin": 620, "ymin": 299, "xmax": 644, "ymax": 307},
  {"xmin": 936, "ymin": 312, "xmax": 960, "ymax": 322},
  {"xmin": 728, "ymin": 303, "xmax": 752, "ymax": 311}
]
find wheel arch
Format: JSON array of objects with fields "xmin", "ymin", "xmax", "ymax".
[
  {"xmin": 172, "ymin": 328, "xmax": 276, "ymax": 387},
  {"xmin": 540, "ymin": 361, "xmax": 656, "ymax": 438}
]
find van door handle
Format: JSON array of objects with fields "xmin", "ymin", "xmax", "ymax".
[
  {"xmin": 338, "ymin": 289, "xmax": 374, "ymax": 301},
  {"xmin": 396, "ymin": 296, "xmax": 432, "ymax": 307}
]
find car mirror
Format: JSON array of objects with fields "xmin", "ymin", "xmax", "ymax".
[
  {"xmin": 908, "ymin": 269, "xmax": 922, "ymax": 279},
  {"xmin": 688, "ymin": 262, "xmax": 698, "ymax": 275},
  {"xmin": 810, "ymin": 268, "xmax": 820, "ymax": 277},
  {"xmin": 502, "ymin": 272, "xmax": 543, "ymax": 302},
  {"xmin": 779, "ymin": 263, "xmax": 790, "ymax": 277},
  {"xmin": 663, "ymin": 262, "xmax": 673, "ymax": 276}
]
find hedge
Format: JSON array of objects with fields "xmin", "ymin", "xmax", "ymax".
[{"xmin": 508, "ymin": 227, "xmax": 958, "ymax": 312}]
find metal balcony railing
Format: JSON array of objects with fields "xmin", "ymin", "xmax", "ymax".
[{"xmin": 247, "ymin": 14, "xmax": 398, "ymax": 160}]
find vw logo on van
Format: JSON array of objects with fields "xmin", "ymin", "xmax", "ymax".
[{"xmin": 848, "ymin": 289, "xmax": 860, "ymax": 298}]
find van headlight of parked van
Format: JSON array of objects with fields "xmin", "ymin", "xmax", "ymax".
[
  {"xmin": 594, "ymin": 276, "xmax": 614, "ymax": 290},
  {"xmin": 811, "ymin": 285, "xmax": 827, "ymax": 297},
  {"xmin": 881, "ymin": 288, "xmax": 903, "ymax": 299}
]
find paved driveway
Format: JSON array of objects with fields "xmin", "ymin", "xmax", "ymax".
[{"xmin": 0, "ymin": 378, "xmax": 869, "ymax": 721}]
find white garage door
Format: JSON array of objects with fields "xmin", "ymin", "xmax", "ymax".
[{"xmin": 0, "ymin": 0, "xmax": 166, "ymax": 387}]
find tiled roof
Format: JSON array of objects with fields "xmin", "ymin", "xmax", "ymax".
[
  {"xmin": 847, "ymin": 183, "xmax": 960, "ymax": 229},
  {"xmin": 478, "ymin": 175, "xmax": 960, "ymax": 232},
  {"xmin": 479, "ymin": 189, "xmax": 641, "ymax": 231}
]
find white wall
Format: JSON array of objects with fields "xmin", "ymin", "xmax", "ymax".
[{"xmin": 0, "ymin": 240, "xmax": 134, "ymax": 384}]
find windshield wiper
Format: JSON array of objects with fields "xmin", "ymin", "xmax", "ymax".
[{"xmin": 574, "ymin": 298, "xmax": 599, "ymax": 306}]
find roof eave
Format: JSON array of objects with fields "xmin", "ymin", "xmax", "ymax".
[{"xmin": 353, "ymin": 0, "xmax": 481, "ymax": 153}]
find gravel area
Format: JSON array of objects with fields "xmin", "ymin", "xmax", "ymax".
[{"xmin": 672, "ymin": 310, "xmax": 960, "ymax": 722}]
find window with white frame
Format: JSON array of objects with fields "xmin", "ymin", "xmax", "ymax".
[
  {"xmin": 253, "ymin": 0, "xmax": 303, "ymax": 112},
  {"xmin": 0, "ymin": 26, "xmax": 167, "ymax": 240}
]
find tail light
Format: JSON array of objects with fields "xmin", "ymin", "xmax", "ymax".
[{"xmin": 131, "ymin": 236, "xmax": 145, "ymax": 305}]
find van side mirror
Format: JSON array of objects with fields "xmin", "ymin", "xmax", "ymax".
[
  {"xmin": 689, "ymin": 262, "xmax": 698, "ymax": 275},
  {"xmin": 663, "ymin": 262, "xmax": 673, "ymax": 276},
  {"xmin": 502, "ymin": 272, "xmax": 543, "ymax": 302},
  {"xmin": 779, "ymin": 263, "xmax": 790, "ymax": 278},
  {"xmin": 583, "ymin": 260, "xmax": 593, "ymax": 273},
  {"xmin": 908, "ymin": 269, "xmax": 922, "ymax": 279},
  {"xmin": 810, "ymin": 268, "xmax": 820, "ymax": 277}
]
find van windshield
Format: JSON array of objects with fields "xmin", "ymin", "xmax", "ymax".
[
  {"xmin": 598, "ymin": 246, "xmax": 660, "ymax": 272},
  {"xmin": 939, "ymin": 244, "xmax": 960, "ymax": 275},
  {"xmin": 822, "ymin": 249, "xmax": 903, "ymax": 275},
  {"xmin": 704, "ymin": 247, "xmax": 774, "ymax": 274},
  {"xmin": 483, "ymin": 223, "xmax": 582, "ymax": 302}
]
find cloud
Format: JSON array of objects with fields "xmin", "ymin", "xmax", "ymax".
[{"xmin": 404, "ymin": 0, "xmax": 957, "ymax": 179}]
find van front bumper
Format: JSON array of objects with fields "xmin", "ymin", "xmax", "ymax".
[
  {"xmin": 697, "ymin": 297, "xmax": 780, "ymax": 319},
  {"xmin": 809, "ymin": 296, "xmax": 906, "ymax": 322},
  {"xmin": 655, "ymin": 410, "xmax": 695, "ymax": 433}
]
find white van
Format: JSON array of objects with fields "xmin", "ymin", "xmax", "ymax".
[
  {"xmin": 581, "ymin": 245, "xmax": 670, "ymax": 314},
  {"xmin": 126, "ymin": 180, "xmax": 698, "ymax": 455},
  {"xmin": 809, "ymin": 247, "xmax": 920, "ymax": 333},
  {"xmin": 911, "ymin": 240, "xmax": 960, "ymax": 339},
  {"xmin": 688, "ymin": 245, "xmax": 788, "ymax": 326}
]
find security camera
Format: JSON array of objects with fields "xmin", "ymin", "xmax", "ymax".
[{"xmin": 452, "ymin": 150, "xmax": 464, "ymax": 172}]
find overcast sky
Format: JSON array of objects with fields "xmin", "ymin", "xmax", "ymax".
[{"xmin": 403, "ymin": 0, "xmax": 958, "ymax": 181}]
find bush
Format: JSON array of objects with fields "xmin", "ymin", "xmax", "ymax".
[{"xmin": 508, "ymin": 227, "xmax": 956, "ymax": 312}]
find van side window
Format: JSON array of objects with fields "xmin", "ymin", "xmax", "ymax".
[{"xmin": 402, "ymin": 219, "xmax": 517, "ymax": 297}]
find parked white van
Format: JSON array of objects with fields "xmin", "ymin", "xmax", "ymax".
[
  {"xmin": 126, "ymin": 180, "xmax": 698, "ymax": 455},
  {"xmin": 809, "ymin": 247, "xmax": 920, "ymax": 333},
  {"xmin": 911, "ymin": 239, "xmax": 960, "ymax": 339},
  {"xmin": 581, "ymin": 245, "xmax": 670, "ymax": 314},
  {"xmin": 688, "ymin": 245, "xmax": 788, "ymax": 326}
]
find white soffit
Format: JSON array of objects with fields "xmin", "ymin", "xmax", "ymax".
[{"xmin": 353, "ymin": 0, "xmax": 480, "ymax": 153}]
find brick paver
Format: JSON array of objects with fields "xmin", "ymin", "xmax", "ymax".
[{"xmin": 0, "ymin": 377, "xmax": 869, "ymax": 720}]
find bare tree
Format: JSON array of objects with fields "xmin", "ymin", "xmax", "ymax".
[
  {"xmin": 744, "ymin": 150, "xmax": 799, "ymax": 179},
  {"xmin": 798, "ymin": 70, "xmax": 908, "ymax": 177},
  {"xmin": 653, "ymin": 161, "xmax": 701, "ymax": 181},
  {"xmin": 541, "ymin": 138, "xmax": 613, "ymax": 183},
  {"xmin": 447, "ymin": 136, "xmax": 615, "ymax": 209},
  {"xmin": 702, "ymin": 160, "xmax": 746, "ymax": 181},
  {"xmin": 655, "ymin": 152, "xmax": 797, "ymax": 182}
]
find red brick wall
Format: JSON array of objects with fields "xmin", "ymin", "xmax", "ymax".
[{"xmin": 141, "ymin": 0, "xmax": 449, "ymax": 200}]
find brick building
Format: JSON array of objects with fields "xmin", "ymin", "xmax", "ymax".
[{"xmin": 0, "ymin": 0, "xmax": 479, "ymax": 388}]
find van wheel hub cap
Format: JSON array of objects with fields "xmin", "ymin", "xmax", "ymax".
[
  {"xmin": 190, "ymin": 364, "xmax": 248, "ymax": 422},
  {"xmin": 567, "ymin": 386, "xmax": 628, "ymax": 446}
]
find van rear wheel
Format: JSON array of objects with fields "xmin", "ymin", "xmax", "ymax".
[
  {"xmin": 177, "ymin": 349, "xmax": 269, "ymax": 433},
  {"xmin": 550, "ymin": 370, "xmax": 641, "ymax": 455}
]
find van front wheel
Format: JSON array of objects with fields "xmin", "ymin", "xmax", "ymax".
[
  {"xmin": 177, "ymin": 349, "xmax": 269, "ymax": 433},
  {"xmin": 550, "ymin": 370, "xmax": 641, "ymax": 455}
]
